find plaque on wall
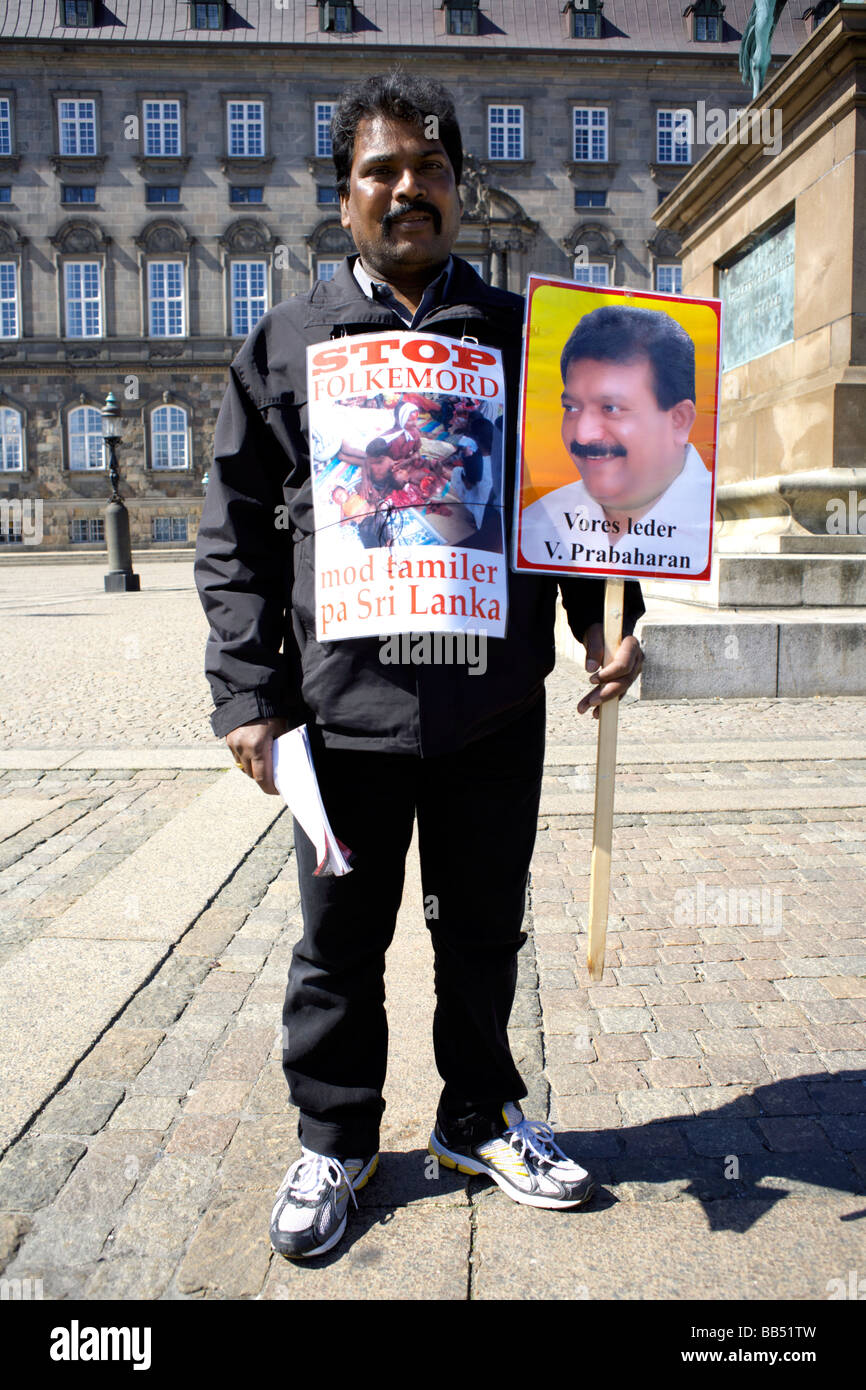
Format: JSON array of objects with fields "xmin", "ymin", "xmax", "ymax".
[{"xmin": 718, "ymin": 214, "xmax": 795, "ymax": 371}]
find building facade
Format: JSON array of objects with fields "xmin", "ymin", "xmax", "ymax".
[{"xmin": 0, "ymin": 0, "xmax": 804, "ymax": 550}]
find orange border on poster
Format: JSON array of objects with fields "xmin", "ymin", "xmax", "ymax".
[{"xmin": 512, "ymin": 275, "xmax": 722, "ymax": 584}]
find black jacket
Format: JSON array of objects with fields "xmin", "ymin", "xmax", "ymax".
[{"xmin": 193, "ymin": 255, "xmax": 644, "ymax": 754}]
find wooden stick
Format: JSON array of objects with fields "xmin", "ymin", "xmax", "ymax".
[{"xmin": 587, "ymin": 577, "xmax": 625, "ymax": 982}]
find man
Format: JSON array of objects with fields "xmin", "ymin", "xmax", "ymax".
[
  {"xmin": 519, "ymin": 306, "xmax": 713, "ymax": 574},
  {"xmin": 193, "ymin": 71, "xmax": 645, "ymax": 1262}
]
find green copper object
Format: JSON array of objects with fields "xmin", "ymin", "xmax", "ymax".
[{"xmin": 739, "ymin": 0, "xmax": 789, "ymax": 99}]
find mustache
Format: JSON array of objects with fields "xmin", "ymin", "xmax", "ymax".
[
  {"xmin": 569, "ymin": 442, "xmax": 627, "ymax": 461},
  {"xmin": 382, "ymin": 201, "xmax": 442, "ymax": 234}
]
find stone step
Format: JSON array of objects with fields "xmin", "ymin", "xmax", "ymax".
[
  {"xmin": 554, "ymin": 597, "xmax": 866, "ymax": 699},
  {"xmin": 636, "ymin": 601, "xmax": 866, "ymax": 699},
  {"xmin": 642, "ymin": 553, "xmax": 866, "ymax": 608}
]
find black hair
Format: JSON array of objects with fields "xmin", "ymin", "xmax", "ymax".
[
  {"xmin": 560, "ymin": 305, "xmax": 695, "ymax": 410},
  {"xmin": 331, "ymin": 70, "xmax": 463, "ymax": 198}
]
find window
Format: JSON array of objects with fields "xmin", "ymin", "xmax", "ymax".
[
  {"xmin": 571, "ymin": 0, "xmax": 603, "ymax": 38},
  {"xmin": 0, "ymin": 189, "xmax": 10, "ymax": 203},
  {"xmin": 315, "ymin": 103, "xmax": 334, "ymax": 158},
  {"xmin": 688, "ymin": 0, "xmax": 723, "ymax": 40},
  {"xmin": 319, "ymin": 1, "xmax": 354, "ymax": 30},
  {"xmin": 463, "ymin": 258, "xmax": 487, "ymax": 280},
  {"xmin": 68, "ymin": 406, "xmax": 104, "ymax": 470},
  {"xmin": 61, "ymin": 185, "xmax": 96, "ymax": 203},
  {"xmin": 573, "ymin": 261, "xmax": 610, "ymax": 285},
  {"xmin": 64, "ymin": 262, "xmax": 102, "ymax": 337},
  {"xmin": 0, "ymin": 408, "xmax": 23, "ymax": 470},
  {"xmin": 230, "ymin": 186, "xmax": 263, "ymax": 204},
  {"xmin": 231, "ymin": 260, "xmax": 268, "ymax": 336},
  {"xmin": 148, "ymin": 262, "xmax": 185, "ymax": 337},
  {"xmin": 0, "ymin": 99, "xmax": 11, "ymax": 156},
  {"xmin": 146, "ymin": 185, "xmax": 180, "ymax": 204},
  {"xmin": 656, "ymin": 264, "xmax": 683, "ymax": 294},
  {"xmin": 315, "ymin": 260, "xmax": 341, "ymax": 282},
  {"xmin": 190, "ymin": 1, "xmax": 225, "ymax": 28},
  {"xmin": 317, "ymin": 185, "xmax": 339, "ymax": 205},
  {"xmin": 153, "ymin": 516, "xmax": 188, "ymax": 542},
  {"xmin": 657, "ymin": 109, "xmax": 691, "ymax": 164},
  {"xmin": 143, "ymin": 101, "xmax": 181, "ymax": 157},
  {"xmin": 446, "ymin": 2, "xmax": 479, "ymax": 34},
  {"xmin": 71, "ymin": 518, "xmax": 104, "ymax": 542},
  {"xmin": 574, "ymin": 108, "xmax": 608, "ymax": 162},
  {"xmin": 575, "ymin": 189, "xmax": 606, "ymax": 208},
  {"xmin": 151, "ymin": 405, "xmax": 189, "ymax": 470},
  {"xmin": 488, "ymin": 106, "xmax": 524, "ymax": 161},
  {"xmin": 0, "ymin": 262, "xmax": 19, "ymax": 337},
  {"xmin": 61, "ymin": 0, "xmax": 96, "ymax": 25},
  {"xmin": 58, "ymin": 99, "xmax": 97, "ymax": 156},
  {"xmin": 227, "ymin": 102, "xmax": 264, "ymax": 157}
]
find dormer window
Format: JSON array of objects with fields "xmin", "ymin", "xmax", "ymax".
[
  {"xmin": 60, "ymin": 0, "xmax": 97, "ymax": 24},
  {"xmin": 444, "ymin": 1, "xmax": 480, "ymax": 36},
  {"xmin": 566, "ymin": 0, "xmax": 604, "ymax": 39},
  {"xmin": 685, "ymin": 0, "xmax": 724, "ymax": 41},
  {"xmin": 319, "ymin": 1, "xmax": 354, "ymax": 31},
  {"xmin": 190, "ymin": 1, "xmax": 225, "ymax": 29}
]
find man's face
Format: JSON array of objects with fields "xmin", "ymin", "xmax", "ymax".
[
  {"xmin": 340, "ymin": 114, "xmax": 462, "ymax": 278},
  {"xmin": 560, "ymin": 355, "xmax": 696, "ymax": 513}
]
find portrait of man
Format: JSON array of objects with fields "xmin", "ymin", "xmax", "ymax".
[{"xmin": 518, "ymin": 304, "xmax": 714, "ymax": 576}]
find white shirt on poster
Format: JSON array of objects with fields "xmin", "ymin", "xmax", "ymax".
[{"xmin": 518, "ymin": 441, "xmax": 712, "ymax": 575}]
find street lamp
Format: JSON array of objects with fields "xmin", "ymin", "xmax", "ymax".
[{"xmin": 101, "ymin": 391, "xmax": 141, "ymax": 593}]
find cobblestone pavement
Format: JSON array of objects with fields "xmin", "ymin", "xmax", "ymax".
[{"xmin": 0, "ymin": 559, "xmax": 864, "ymax": 1300}]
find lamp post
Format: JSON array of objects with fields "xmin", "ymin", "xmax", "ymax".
[{"xmin": 101, "ymin": 391, "xmax": 141, "ymax": 593}]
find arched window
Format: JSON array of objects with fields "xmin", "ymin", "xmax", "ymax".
[
  {"xmin": 0, "ymin": 406, "xmax": 23, "ymax": 470},
  {"xmin": 68, "ymin": 405, "xmax": 104, "ymax": 470},
  {"xmin": 151, "ymin": 404, "xmax": 189, "ymax": 470}
]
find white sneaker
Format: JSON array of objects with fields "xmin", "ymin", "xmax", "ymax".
[
  {"xmin": 429, "ymin": 1102, "xmax": 595, "ymax": 1209},
  {"xmin": 269, "ymin": 1147, "xmax": 379, "ymax": 1259}
]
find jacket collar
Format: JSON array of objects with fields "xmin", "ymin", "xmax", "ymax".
[{"xmin": 301, "ymin": 254, "xmax": 520, "ymax": 331}]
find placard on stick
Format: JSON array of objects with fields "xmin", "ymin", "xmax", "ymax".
[{"xmin": 512, "ymin": 276, "xmax": 722, "ymax": 978}]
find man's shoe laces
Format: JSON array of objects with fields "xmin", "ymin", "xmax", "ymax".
[
  {"xmin": 505, "ymin": 1117, "xmax": 569, "ymax": 1167},
  {"xmin": 283, "ymin": 1150, "xmax": 359, "ymax": 1209}
]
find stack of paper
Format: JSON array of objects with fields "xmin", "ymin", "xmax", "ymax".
[{"xmin": 272, "ymin": 725, "xmax": 353, "ymax": 876}]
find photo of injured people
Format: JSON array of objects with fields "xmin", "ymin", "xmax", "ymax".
[{"xmin": 310, "ymin": 389, "xmax": 504, "ymax": 555}]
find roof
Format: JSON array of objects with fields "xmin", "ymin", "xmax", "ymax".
[{"xmin": 0, "ymin": 0, "xmax": 804, "ymax": 58}]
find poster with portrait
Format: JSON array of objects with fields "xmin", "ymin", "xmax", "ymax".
[
  {"xmin": 306, "ymin": 331, "xmax": 507, "ymax": 641},
  {"xmin": 512, "ymin": 275, "xmax": 722, "ymax": 583}
]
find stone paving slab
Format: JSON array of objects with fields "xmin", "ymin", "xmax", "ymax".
[
  {"xmin": 0, "ymin": 939, "xmax": 167, "ymax": 1151},
  {"xmin": 471, "ymin": 1194, "xmax": 866, "ymax": 1300},
  {"xmin": 540, "ymin": 785, "xmax": 866, "ymax": 816},
  {"xmin": 47, "ymin": 771, "xmax": 283, "ymax": 942},
  {"xmin": 0, "ymin": 798, "xmax": 65, "ymax": 840},
  {"xmin": 0, "ymin": 771, "xmax": 284, "ymax": 1151},
  {"xmin": 545, "ymin": 740, "xmax": 866, "ymax": 766},
  {"xmin": 61, "ymin": 749, "xmax": 231, "ymax": 771}
]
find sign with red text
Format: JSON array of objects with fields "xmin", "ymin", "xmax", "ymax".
[
  {"xmin": 513, "ymin": 277, "xmax": 721, "ymax": 582},
  {"xmin": 306, "ymin": 331, "xmax": 508, "ymax": 641}
]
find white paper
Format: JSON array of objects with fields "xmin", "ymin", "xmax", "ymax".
[{"xmin": 272, "ymin": 726, "xmax": 352, "ymax": 876}]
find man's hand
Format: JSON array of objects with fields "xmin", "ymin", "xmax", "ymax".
[
  {"xmin": 226, "ymin": 717, "xmax": 290, "ymax": 795},
  {"xmin": 578, "ymin": 624, "xmax": 644, "ymax": 720}
]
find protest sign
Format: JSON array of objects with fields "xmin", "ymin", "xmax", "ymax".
[
  {"xmin": 511, "ymin": 276, "xmax": 721, "ymax": 980},
  {"xmin": 512, "ymin": 276, "xmax": 721, "ymax": 584},
  {"xmin": 306, "ymin": 331, "xmax": 508, "ymax": 642}
]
